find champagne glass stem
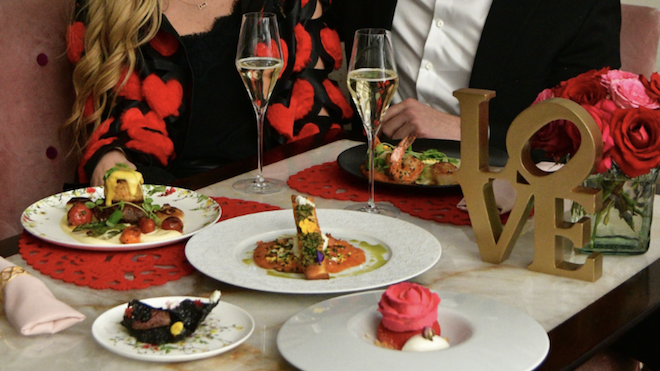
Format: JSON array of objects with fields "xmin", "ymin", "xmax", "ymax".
[
  {"xmin": 255, "ymin": 106, "xmax": 267, "ymax": 187},
  {"xmin": 366, "ymin": 128, "xmax": 377, "ymax": 211}
]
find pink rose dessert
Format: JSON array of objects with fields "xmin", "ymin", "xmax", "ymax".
[{"xmin": 376, "ymin": 282, "xmax": 441, "ymax": 350}]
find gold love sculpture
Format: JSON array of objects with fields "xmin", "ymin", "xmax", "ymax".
[{"xmin": 453, "ymin": 88, "xmax": 604, "ymax": 282}]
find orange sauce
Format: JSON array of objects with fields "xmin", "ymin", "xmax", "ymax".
[
  {"xmin": 253, "ymin": 238, "xmax": 303, "ymax": 273},
  {"xmin": 324, "ymin": 235, "xmax": 366, "ymax": 273},
  {"xmin": 252, "ymin": 235, "xmax": 365, "ymax": 275}
]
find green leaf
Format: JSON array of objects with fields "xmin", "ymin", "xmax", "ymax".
[
  {"xmin": 147, "ymin": 185, "xmax": 167, "ymax": 196},
  {"xmin": 102, "ymin": 163, "xmax": 131, "ymax": 181}
]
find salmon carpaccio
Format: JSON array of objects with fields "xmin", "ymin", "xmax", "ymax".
[{"xmin": 253, "ymin": 235, "xmax": 366, "ymax": 275}]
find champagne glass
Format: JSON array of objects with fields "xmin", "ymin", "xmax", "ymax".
[
  {"xmin": 346, "ymin": 29, "xmax": 400, "ymax": 217},
  {"xmin": 233, "ymin": 12, "xmax": 286, "ymax": 194}
]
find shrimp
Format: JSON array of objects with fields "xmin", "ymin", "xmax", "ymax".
[{"xmin": 388, "ymin": 132, "xmax": 424, "ymax": 184}]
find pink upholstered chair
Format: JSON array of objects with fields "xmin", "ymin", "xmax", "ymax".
[
  {"xmin": 620, "ymin": 4, "xmax": 660, "ymax": 76},
  {"xmin": 0, "ymin": 0, "xmax": 77, "ymax": 240}
]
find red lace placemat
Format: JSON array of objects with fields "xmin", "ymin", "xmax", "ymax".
[
  {"xmin": 18, "ymin": 197, "xmax": 280, "ymax": 290},
  {"xmin": 288, "ymin": 161, "xmax": 509, "ymax": 226}
]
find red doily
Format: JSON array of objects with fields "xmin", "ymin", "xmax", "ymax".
[
  {"xmin": 18, "ymin": 197, "xmax": 280, "ymax": 290},
  {"xmin": 287, "ymin": 161, "xmax": 509, "ymax": 225}
]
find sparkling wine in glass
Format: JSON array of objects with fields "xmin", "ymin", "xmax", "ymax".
[
  {"xmin": 346, "ymin": 28, "xmax": 400, "ymax": 217},
  {"xmin": 233, "ymin": 12, "xmax": 286, "ymax": 194}
]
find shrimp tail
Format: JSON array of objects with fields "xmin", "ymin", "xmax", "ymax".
[{"xmin": 388, "ymin": 132, "xmax": 423, "ymax": 183}]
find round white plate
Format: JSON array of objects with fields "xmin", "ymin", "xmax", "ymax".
[
  {"xmin": 277, "ymin": 290, "xmax": 549, "ymax": 371},
  {"xmin": 92, "ymin": 296, "xmax": 255, "ymax": 362},
  {"xmin": 21, "ymin": 185, "xmax": 221, "ymax": 251},
  {"xmin": 185, "ymin": 209, "xmax": 442, "ymax": 294}
]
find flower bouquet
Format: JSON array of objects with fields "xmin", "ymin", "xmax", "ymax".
[{"xmin": 531, "ymin": 68, "xmax": 660, "ymax": 254}]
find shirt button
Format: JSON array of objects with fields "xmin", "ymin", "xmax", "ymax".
[
  {"xmin": 425, "ymin": 62, "xmax": 433, "ymax": 70},
  {"xmin": 436, "ymin": 19, "xmax": 444, "ymax": 27}
]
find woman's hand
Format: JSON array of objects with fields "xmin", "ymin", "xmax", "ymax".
[
  {"xmin": 381, "ymin": 98, "xmax": 461, "ymax": 140},
  {"xmin": 91, "ymin": 150, "xmax": 137, "ymax": 186}
]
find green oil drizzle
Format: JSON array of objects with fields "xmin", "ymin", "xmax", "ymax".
[
  {"xmin": 266, "ymin": 270, "xmax": 303, "ymax": 279},
  {"xmin": 346, "ymin": 240, "xmax": 389, "ymax": 276}
]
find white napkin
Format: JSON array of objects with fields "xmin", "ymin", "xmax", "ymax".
[
  {"xmin": 456, "ymin": 162, "xmax": 562, "ymax": 214},
  {"xmin": 1, "ymin": 257, "xmax": 85, "ymax": 335}
]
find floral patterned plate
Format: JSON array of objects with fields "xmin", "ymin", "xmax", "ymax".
[
  {"xmin": 21, "ymin": 185, "xmax": 221, "ymax": 251},
  {"xmin": 92, "ymin": 296, "xmax": 255, "ymax": 362}
]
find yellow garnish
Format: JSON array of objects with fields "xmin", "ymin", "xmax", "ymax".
[
  {"xmin": 298, "ymin": 218, "xmax": 317, "ymax": 234},
  {"xmin": 104, "ymin": 169, "xmax": 144, "ymax": 206},
  {"xmin": 170, "ymin": 321, "xmax": 184, "ymax": 336}
]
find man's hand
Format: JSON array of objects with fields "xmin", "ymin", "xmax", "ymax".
[
  {"xmin": 91, "ymin": 150, "xmax": 137, "ymax": 186},
  {"xmin": 381, "ymin": 98, "xmax": 461, "ymax": 140}
]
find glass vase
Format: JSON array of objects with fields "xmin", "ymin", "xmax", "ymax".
[{"xmin": 570, "ymin": 167, "xmax": 658, "ymax": 255}]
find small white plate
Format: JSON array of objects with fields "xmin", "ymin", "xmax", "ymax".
[
  {"xmin": 92, "ymin": 296, "xmax": 255, "ymax": 362},
  {"xmin": 21, "ymin": 185, "xmax": 221, "ymax": 251},
  {"xmin": 185, "ymin": 209, "xmax": 442, "ymax": 294},
  {"xmin": 277, "ymin": 290, "xmax": 549, "ymax": 371}
]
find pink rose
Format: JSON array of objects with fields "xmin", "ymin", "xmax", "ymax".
[
  {"xmin": 533, "ymin": 88, "xmax": 554, "ymax": 104},
  {"xmin": 377, "ymin": 282, "xmax": 440, "ymax": 332},
  {"xmin": 601, "ymin": 70, "xmax": 639, "ymax": 88},
  {"xmin": 610, "ymin": 78, "xmax": 660, "ymax": 109}
]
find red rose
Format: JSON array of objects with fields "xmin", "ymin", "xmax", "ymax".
[
  {"xmin": 610, "ymin": 107, "xmax": 660, "ymax": 177},
  {"xmin": 641, "ymin": 72, "xmax": 660, "ymax": 100},
  {"xmin": 530, "ymin": 120, "xmax": 575, "ymax": 161},
  {"xmin": 565, "ymin": 101, "xmax": 617, "ymax": 173},
  {"xmin": 554, "ymin": 68, "xmax": 609, "ymax": 105},
  {"xmin": 377, "ymin": 282, "xmax": 440, "ymax": 332}
]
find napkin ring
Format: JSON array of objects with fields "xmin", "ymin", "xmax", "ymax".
[{"xmin": 1, "ymin": 266, "xmax": 30, "ymax": 299}]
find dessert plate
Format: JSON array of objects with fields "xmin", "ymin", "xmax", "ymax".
[
  {"xmin": 92, "ymin": 296, "xmax": 254, "ymax": 362},
  {"xmin": 278, "ymin": 290, "xmax": 549, "ymax": 371},
  {"xmin": 21, "ymin": 185, "xmax": 221, "ymax": 251},
  {"xmin": 337, "ymin": 138, "xmax": 508, "ymax": 189},
  {"xmin": 185, "ymin": 209, "xmax": 442, "ymax": 294}
]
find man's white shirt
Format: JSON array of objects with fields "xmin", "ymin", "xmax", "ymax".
[{"xmin": 391, "ymin": 0, "xmax": 493, "ymax": 115}]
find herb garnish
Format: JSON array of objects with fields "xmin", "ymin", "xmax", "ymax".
[
  {"xmin": 103, "ymin": 162, "xmax": 133, "ymax": 182},
  {"xmin": 74, "ymin": 198, "xmax": 163, "ymax": 237}
]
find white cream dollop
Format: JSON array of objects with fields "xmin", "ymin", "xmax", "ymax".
[
  {"xmin": 295, "ymin": 195, "xmax": 315, "ymax": 207},
  {"xmin": 209, "ymin": 290, "xmax": 222, "ymax": 304},
  {"xmin": 401, "ymin": 334, "xmax": 450, "ymax": 352}
]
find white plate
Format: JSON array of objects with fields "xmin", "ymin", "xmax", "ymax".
[
  {"xmin": 277, "ymin": 290, "xmax": 549, "ymax": 371},
  {"xmin": 21, "ymin": 185, "xmax": 221, "ymax": 251},
  {"xmin": 185, "ymin": 209, "xmax": 442, "ymax": 294},
  {"xmin": 92, "ymin": 296, "xmax": 255, "ymax": 362}
]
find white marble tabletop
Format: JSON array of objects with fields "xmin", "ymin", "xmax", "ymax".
[{"xmin": 2, "ymin": 139, "xmax": 659, "ymax": 370}]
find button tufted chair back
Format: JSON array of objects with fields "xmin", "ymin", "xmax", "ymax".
[
  {"xmin": 0, "ymin": 0, "xmax": 77, "ymax": 240},
  {"xmin": 620, "ymin": 4, "xmax": 660, "ymax": 76}
]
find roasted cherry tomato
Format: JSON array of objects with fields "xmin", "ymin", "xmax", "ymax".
[
  {"xmin": 120, "ymin": 226, "xmax": 141, "ymax": 244},
  {"xmin": 67, "ymin": 203, "xmax": 93, "ymax": 226},
  {"xmin": 138, "ymin": 217, "xmax": 156, "ymax": 234},
  {"xmin": 161, "ymin": 217, "xmax": 183, "ymax": 233}
]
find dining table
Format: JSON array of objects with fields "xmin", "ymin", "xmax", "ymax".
[{"xmin": 2, "ymin": 129, "xmax": 660, "ymax": 371}]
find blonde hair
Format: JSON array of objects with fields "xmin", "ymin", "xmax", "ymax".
[{"xmin": 63, "ymin": 0, "xmax": 163, "ymax": 156}]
